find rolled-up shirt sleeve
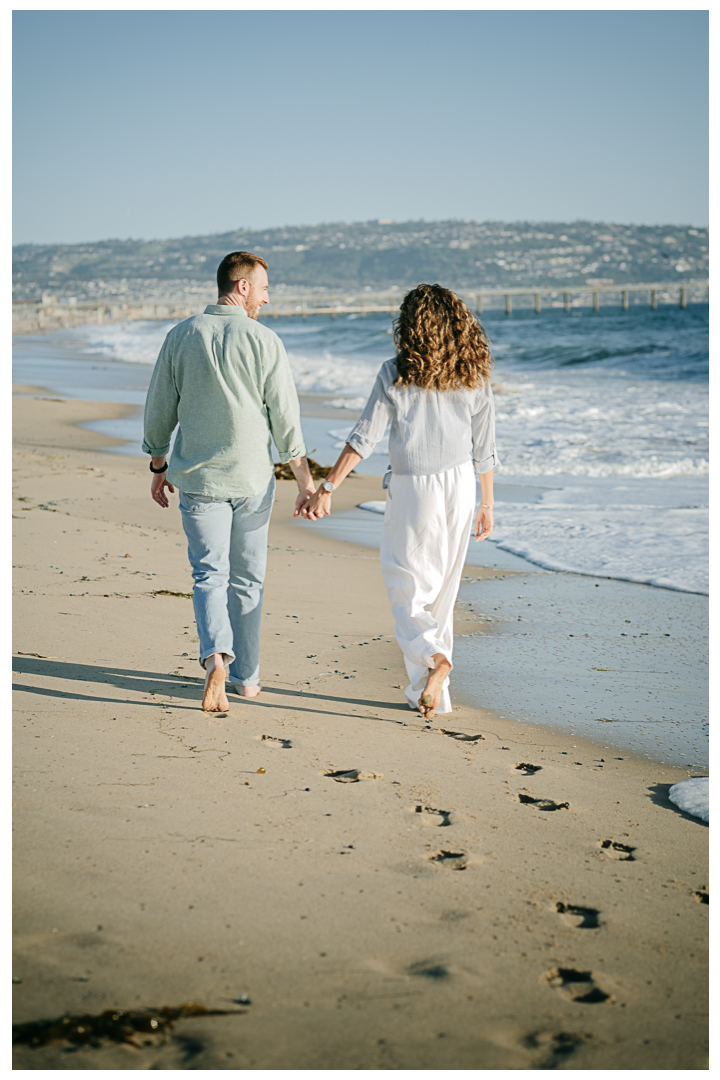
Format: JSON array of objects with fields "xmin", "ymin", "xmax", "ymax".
[
  {"xmin": 472, "ymin": 381, "xmax": 500, "ymax": 474},
  {"xmin": 143, "ymin": 335, "xmax": 179, "ymax": 456},
  {"xmin": 263, "ymin": 338, "xmax": 306, "ymax": 463},
  {"xmin": 347, "ymin": 372, "xmax": 393, "ymax": 458}
]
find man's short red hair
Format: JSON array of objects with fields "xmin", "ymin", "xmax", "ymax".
[{"xmin": 217, "ymin": 251, "xmax": 268, "ymax": 296}]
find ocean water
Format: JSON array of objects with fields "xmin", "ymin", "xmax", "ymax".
[{"xmin": 13, "ymin": 304, "xmax": 708, "ymax": 596}]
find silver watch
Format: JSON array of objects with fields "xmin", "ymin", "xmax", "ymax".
[{"xmin": 321, "ymin": 480, "xmax": 335, "ymax": 493}]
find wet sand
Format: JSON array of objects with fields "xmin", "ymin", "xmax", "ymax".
[{"xmin": 12, "ymin": 391, "xmax": 708, "ymax": 1069}]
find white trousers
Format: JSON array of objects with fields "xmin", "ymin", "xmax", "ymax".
[{"xmin": 380, "ymin": 460, "xmax": 476, "ymax": 715}]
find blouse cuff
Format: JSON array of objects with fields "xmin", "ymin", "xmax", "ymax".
[
  {"xmin": 474, "ymin": 447, "xmax": 500, "ymax": 474},
  {"xmin": 346, "ymin": 431, "xmax": 375, "ymax": 459}
]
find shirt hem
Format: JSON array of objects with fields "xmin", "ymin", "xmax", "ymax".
[{"xmin": 170, "ymin": 469, "xmax": 274, "ymax": 500}]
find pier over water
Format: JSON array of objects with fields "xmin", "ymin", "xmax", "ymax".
[{"xmin": 12, "ymin": 281, "xmax": 708, "ymax": 334}]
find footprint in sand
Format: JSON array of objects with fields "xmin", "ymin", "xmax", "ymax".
[
  {"xmin": 516, "ymin": 793, "xmax": 569, "ymax": 811},
  {"xmin": 439, "ymin": 729, "xmax": 484, "ymax": 742},
  {"xmin": 522, "ymin": 1030, "xmax": 593, "ymax": 1067},
  {"xmin": 258, "ymin": 735, "xmax": 292, "ymax": 749},
  {"xmin": 599, "ymin": 839, "xmax": 636, "ymax": 861},
  {"xmin": 323, "ymin": 769, "xmax": 383, "ymax": 783},
  {"xmin": 406, "ymin": 960, "xmax": 450, "ymax": 980},
  {"xmin": 413, "ymin": 805, "xmax": 452, "ymax": 827},
  {"xmin": 693, "ymin": 887, "xmax": 709, "ymax": 905},
  {"xmin": 515, "ymin": 762, "xmax": 542, "ymax": 775},
  {"xmin": 542, "ymin": 967, "xmax": 612, "ymax": 1004},
  {"xmin": 427, "ymin": 850, "xmax": 468, "ymax": 870},
  {"xmin": 555, "ymin": 902, "xmax": 601, "ymax": 929}
]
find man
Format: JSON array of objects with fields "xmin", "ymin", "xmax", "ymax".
[{"xmin": 143, "ymin": 251, "xmax": 314, "ymax": 713}]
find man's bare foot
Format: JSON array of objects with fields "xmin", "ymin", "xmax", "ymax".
[
  {"xmin": 233, "ymin": 684, "xmax": 261, "ymax": 699},
  {"xmin": 419, "ymin": 653, "xmax": 452, "ymax": 720},
  {"xmin": 202, "ymin": 655, "xmax": 229, "ymax": 713}
]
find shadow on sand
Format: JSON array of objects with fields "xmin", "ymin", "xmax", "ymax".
[
  {"xmin": 12, "ymin": 656, "xmax": 409, "ymax": 721},
  {"xmin": 646, "ymin": 781, "xmax": 708, "ymax": 827}
]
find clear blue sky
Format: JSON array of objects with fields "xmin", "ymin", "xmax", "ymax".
[{"xmin": 13, "ymin": 9, "xmax": 708, "ymax": 245}]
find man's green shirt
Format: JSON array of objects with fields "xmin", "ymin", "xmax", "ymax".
[{"xmin": 143, "ymin": 305, "xmax": 306, "ymax": 497}]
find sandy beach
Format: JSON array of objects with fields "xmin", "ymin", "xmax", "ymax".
[{"xmin": 12, "ymin": 390, "xmax": 708, "ymax": 1069}]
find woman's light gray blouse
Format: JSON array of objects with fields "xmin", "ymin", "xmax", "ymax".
[{"xmin": 347, "ymin": 359, "xmax": 499, "ymax": 477}]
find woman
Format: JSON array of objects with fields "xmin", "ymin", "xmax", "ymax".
[{"xmin": 302, "ymin": 284, "xmax": 498, "ymax": 720}]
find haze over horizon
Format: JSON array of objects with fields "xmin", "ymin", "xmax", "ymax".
[
  {"xmin": 13, "ymin": 10, "xmax": 708, "ymax": 246},
  {"xmin": 13, "ymin": 213, "xmax": 710, "ymax": 252}
]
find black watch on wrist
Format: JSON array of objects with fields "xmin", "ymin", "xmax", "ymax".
[{"xmin": 149, "ymin": 461, "xmax": 168, "ymax": 474}]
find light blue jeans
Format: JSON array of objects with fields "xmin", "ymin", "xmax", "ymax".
[{"xmin": 179, "ymin": 476, "xmax": 275, "ymax": 686}]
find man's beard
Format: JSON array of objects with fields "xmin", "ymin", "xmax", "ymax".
[{"xmin": 244, "ymin": 297, "xmax": 260, "ymax": 320}]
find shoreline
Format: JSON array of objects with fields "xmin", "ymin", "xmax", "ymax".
[{"xmin": 13, "ymin": 383, "xmax": 709, "ymax": 771}]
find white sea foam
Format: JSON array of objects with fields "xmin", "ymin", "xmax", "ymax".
[
  {"xmin": 668, "ymin": 777, "xmax": 708, "ymax": 822},
  {"xmin": 492, "ymin": 374, "xmax": 708, "ymax": 479},
  {"xmin": 358, "ymin": 501, "xmax": 387, "ymax": 514},
  {"xmin": 75, "ymin": 320, "xmax": 179, "ymax": 364},
  {"xmin": 491, "ymin": 502, "xmax": 708, "ymax": 594},
  {"xmin": 288, "ymin": 354, "xmax": 380, "ymax": 395}
]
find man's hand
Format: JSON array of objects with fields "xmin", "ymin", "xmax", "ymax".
[
  {"xmin": 302, "ymin": 489, "xmax": 332, "ymax": 520},
  {"xmin": 474, "ymin": 505, "xmax": 494, "ymax": 541},
  {"xmin": 151, "ymin": 472, "xmax": 175, "ymax": 508},
  {"xmin": 286, "ymin": 456, "xmax": 316, "ymax": 517},
  {"xmin": 294, "ymin": 488, "xmax": 315, "ymax": 517}
]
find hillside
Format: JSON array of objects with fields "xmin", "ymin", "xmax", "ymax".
[{"xmin": 13, "ymin": 219, "xmax": 708, "ymax": 303}]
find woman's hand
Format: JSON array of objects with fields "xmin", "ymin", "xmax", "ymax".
[
  {"xmin": 302, "ymin": 489, "xmax": 332, "ymax": 520},
  {"xmin": 474, "ymin": 505, "xmax": 494, "ymax": 541}
]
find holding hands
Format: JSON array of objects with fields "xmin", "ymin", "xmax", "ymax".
[
  {"xmin": 301, "ymin": 486, "xmax": 333, "ymax": 520},
  {"xmin": 300, "ymin": 444, "xmax": 362, "ymax": 522},
  {"xmin": 293, "ymin": 488, "xmax": 316, "ymax": 517}
]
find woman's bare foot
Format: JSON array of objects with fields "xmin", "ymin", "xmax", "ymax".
[
  {"xmin": 419, "ymin": 653, "xmax": 452, "ymax": 720},
  {"xmin": 202, "ymin": 654, "xmax": 229, "ymax": 713},
  {"xmin": 233, "ymin": 684, "xmax": 261, "ymax": 699}
]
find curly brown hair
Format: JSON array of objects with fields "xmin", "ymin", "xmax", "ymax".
[{"xmin": 393, "ymin": 283, "xmax": 492, "ymax": 391}]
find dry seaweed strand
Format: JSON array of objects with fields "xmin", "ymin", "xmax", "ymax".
[
  {"xmin": 274, "ymin": 456, "xmax": 353, "ymax": 482},
  {"xmin": 13, "ymin": 1003, "xmax": 245, "ymax": 1049}
]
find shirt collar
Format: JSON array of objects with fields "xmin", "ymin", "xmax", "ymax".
[{"xmin": 203, "ymin": 304, "xmax": 249, "ymax": 316}]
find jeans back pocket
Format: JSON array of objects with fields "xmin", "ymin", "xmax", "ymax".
[{"xmin": 179, "ymin": 491, "xmax": 217, "ymax": 513}]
